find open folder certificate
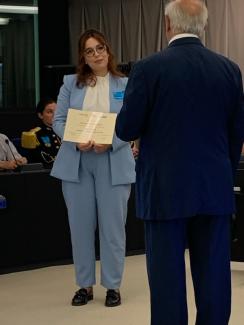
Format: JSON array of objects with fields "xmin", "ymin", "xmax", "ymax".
[{"xmin": 63, "ymin": 109, "xmax": 117, "ymax": 144}]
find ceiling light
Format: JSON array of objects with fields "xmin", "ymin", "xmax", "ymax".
[{"xmin": 0, "ymin": 5, "xmax": 38, "ymax": 14}]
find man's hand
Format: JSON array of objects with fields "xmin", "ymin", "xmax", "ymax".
[{"xmin": 93, "ymin": 144, "xmax": 112, "ymax": 154}]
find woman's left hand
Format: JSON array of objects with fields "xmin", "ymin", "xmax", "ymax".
[
  {"xmin": 93, "ymin": 143, "xmax": 112, "ymax": 154},
  {"xmin": 16, "ymin": 157, "xmax": 28, "ymax": 165}
]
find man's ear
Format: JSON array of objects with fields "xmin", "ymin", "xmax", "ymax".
[
  {"xmin": 165, "ymin": 15, "xmax": 171, "ymax": 33},
  {"xmin": 38, "ymin": 112, "xmax": 43, "ymax": 120}
]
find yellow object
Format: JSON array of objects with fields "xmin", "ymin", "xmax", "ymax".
[{"xmin": 21, "ymin": 127, "xmax": 41, "ymax": 149}]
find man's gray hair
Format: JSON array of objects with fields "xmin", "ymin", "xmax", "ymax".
[{"xmin": 165, "ymin": 0, "xmax": 208, "ymax": 37}]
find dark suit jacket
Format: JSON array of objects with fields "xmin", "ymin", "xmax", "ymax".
[{"xmin": 116, "ymin": 37, "xmax": 244, "ymax": 220}]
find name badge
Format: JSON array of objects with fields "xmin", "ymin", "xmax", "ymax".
[
  {"xmin": 113, "ymin": 91, "xmax": 124, "ymax": 100},
  {"xmin": 41, "ymin": 136, "xmax": 51, "ymax": 147}
]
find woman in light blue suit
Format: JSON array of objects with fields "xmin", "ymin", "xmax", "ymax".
[{"xmin": 51, "ymin": 30, "xmax": 135, "ymax": 307}]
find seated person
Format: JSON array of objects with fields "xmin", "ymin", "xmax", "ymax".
[
  {"xmin": 0, "ymin": 133, "xmax": 27, "ymax": 170},
  {"xmin": 22, "ymin": 98, "xmax": 61, "ymax": 168}
]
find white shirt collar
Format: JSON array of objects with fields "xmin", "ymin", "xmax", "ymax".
[
  {"xmin": 96, "ymin": 72, "xmax": 109, "ymax": 83},
  {"xmin": 168, "ymin": 33, "xmax": 199, "ymax": 45}
]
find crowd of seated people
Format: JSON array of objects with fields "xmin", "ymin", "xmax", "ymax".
[{"xmin": 21, "ymin": 98, "xmax": 61, "ymax": 169}]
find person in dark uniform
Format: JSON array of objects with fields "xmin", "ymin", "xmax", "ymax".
[{"xmin": 22, "ymin": 98, "xmax": 61, "ymax": 168}]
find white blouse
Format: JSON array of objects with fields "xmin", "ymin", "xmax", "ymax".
[
  {"xmin": 83, "ymin": 73, "xmax": 110, "ymax": 113},
  {"xmin": 0, "ymin": 133, "xmax": 22, "ymax": 161}
]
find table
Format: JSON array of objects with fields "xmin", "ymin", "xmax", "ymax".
[
  {"xmin": 1, "ymin": 166, "xmax": 243, "ymax": 274},
  {"xmin": 0, "ymin": 169, "xmax": 144, "ymax": 273}
]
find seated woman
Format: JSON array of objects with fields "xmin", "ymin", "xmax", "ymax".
[
  {"xmin": 0, "ymin": 133, "xmax": 27, "ymax": 170},
  {"xmin": 22, "ymin": 98, "xmax": 61, "ymax": 168}
]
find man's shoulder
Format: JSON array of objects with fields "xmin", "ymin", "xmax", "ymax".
[
  {"xmin": 202, "ymin": 47, "xmax": 241, "ymax": 78},
  {"xmin": 137, "ymin": 47, "xmax": 182, "ymax": 69},
  {"xmin": 212, "ymin": 50, "xmax": 239, "ymax": 70},
  {"xmin": 134, "ymin": 52, "xmax": 164, "ymax": 73},
  {"xmin": 139, "ymin": 51, "xmax": 163, "ymax": 65}
]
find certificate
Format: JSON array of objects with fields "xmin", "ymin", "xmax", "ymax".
[{"xmin": 63, "ymin": 109, "xmax": 117, "ymax": 144}]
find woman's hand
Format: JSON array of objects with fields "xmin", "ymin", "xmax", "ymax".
[
  {"xmin": 131, "ymin": 140, "xmax": 139, "ymax": 158},
  {"xmin": 93, "ymin": 143, "xmax": 112, "ymax": 154},
  {"xmin": 16, "ymin": 157, "xmax": 27, "ymax": 165},
  {"xmin": 76, "ymin": 141, "xmax": 94, "ymax": 152},
  {"xmin": 132, "ymin": 146, "xmax": 139, "ymax": 158},
  {"xmin": 0, "ymin": 160, "xmax": 18, "ymax": 170}
]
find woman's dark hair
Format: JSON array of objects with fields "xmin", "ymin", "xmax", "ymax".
[
  {"xmin": 76, "ymin": 29, "xmax": 124, "ymax": 86},
  {"xmin": 36, "ymin": 98, "xmax": 56, "ymax": 115}
]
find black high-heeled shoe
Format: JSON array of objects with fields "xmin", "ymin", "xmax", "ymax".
[{"xmin": 71, "ymin": 288, "xmax": 93, "ymax": 306}]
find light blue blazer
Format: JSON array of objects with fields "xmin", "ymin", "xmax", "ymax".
[{"xmin": 51, "ymin": 74, "xmax": 136, "ymax": 185}]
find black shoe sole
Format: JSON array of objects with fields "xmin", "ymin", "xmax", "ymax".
[{"xmin": 105, "ymin": 300, "xmax": 121, "ymax": 307}]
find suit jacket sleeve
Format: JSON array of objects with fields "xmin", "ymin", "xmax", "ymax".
[
  {"xmin": 229, "ymin": 69, "xmax": 244, "ymax": 174},
  {"xmin": 53, "ymin": 75, "xmax": 73, "ymax": 139},
  {"xmin": 111, "ymin": 133, "xmax": 128, "ymax": 152},
  {"xmin": 116, "ymin": 62, "xmax": 149, "ymax": 141},
  {"xmin": 110, "ymin": 76, "xmax": 132, "ymax": 152}
]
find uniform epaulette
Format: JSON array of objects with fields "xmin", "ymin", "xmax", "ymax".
[{"xmin": 21, "ymin": 127, "xmax": 41, "ymax": 149}]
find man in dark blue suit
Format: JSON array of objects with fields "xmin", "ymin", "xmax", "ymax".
[{"xmin": 116, "ymin": 0, "xmax": 244, "ymax": 324}]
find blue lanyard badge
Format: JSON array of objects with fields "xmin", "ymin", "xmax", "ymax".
[
  {"xmin": 41, "ymin": 136, "xmax": 51, "ymax": 147},
  {"xmin": 113, "ymin": 91, "xmax": 124, "ymax": 100}
]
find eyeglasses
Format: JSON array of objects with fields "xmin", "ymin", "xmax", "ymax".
[{"xmin": 84, "ymin": 44, "xmax": 106, "ymax": 57}]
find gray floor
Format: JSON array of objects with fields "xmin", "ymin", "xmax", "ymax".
[{"xmin": 0, "ymin": 253, "xmax": 243, "ymax": 325}]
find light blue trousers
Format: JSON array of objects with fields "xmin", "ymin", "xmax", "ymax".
[{"xmin": 62, "ymin": 151, "xmax": 131, "ymax": 289}]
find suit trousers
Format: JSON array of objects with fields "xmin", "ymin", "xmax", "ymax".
[
  {"xmin": 62, "ymin": 151, "xmax": 131, "ymax": 289},
  {"xmin": 144, "ymin": 214, "xmax": 231, "ymax": 325}
]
